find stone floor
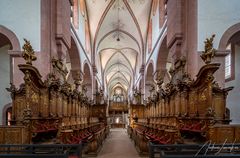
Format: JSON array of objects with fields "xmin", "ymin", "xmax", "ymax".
[{"xmin": 96, "ymin": 128, "xmax": 145, "ymax": 158}]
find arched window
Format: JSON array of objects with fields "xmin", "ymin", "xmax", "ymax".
[
  {"xmin": 112, "ymin": 87, "xmax": 125, "ymax": 102},
  {"xmin": 85, "ymin": 20, "xmax": 91, "ymax": 54},
  {"xmin": 225, "ymin": 43, "xmax": 235, "ymax": 81},
  {"xmin": 148, "ymin": 19, "xmax": 152, "ymax": 53},
  {"xmin": 79, "ymin": 0, "xmax": 86, "ymax": 17},
  {"xmin": 152, "ymin": 0, "xmax": 158, "ymax": 16},
  {"xmin": 6, "ymin": 107, "xmax": 12, "ymax": 125},
  {"xmin": 72, "ymin": 0, "xmax": 79, "ymax": 29},
  {"xmin": 225, "ymin": 44, "xmax": 231, "ymax": 79},
  {"xmin": 159, "ymin": 0, "xmax": 166, "ymax": 28}
]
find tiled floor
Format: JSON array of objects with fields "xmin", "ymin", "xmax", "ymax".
[{"xmin": 97, "ymin": 128, "xmax": 144, "ymax": 158}]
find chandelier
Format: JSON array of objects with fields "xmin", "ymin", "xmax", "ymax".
[{"xmin": 112, "ymin": 20, "xmax": 124, "ymax": 42}]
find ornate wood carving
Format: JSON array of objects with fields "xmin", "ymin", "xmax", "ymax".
[
  {"xmin": 130, "ymin": 37, "xmax": 235, "ymax": 148},
  {"xmin": 1, "ymin": 40, "xmax": 108, "ymax": 149}
]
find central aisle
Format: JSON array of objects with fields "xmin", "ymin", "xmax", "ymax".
[{"xmin": 97, "ymin": 128, "xmax": 142, "ymax": 158}]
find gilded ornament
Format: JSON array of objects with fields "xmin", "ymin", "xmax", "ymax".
[
  {"xmin": 201, "ymin": 34, "xmax": 216, "ymax": 64},
  {"xmin": 22, "ymin": 38, "xmax": 37, "ymax": 65},
  {"xmin": 200, "ymin": 89, "xmax": 207, "ymax": 101},
  {"xmin": 205, "ymin": 107, "xmax": 215, "ymax": 117},
  {"xmin": 6, "ymin": 82, "xmax": 17, "ymax": 99}
]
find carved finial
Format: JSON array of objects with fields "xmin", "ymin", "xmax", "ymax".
[
  {"xmin": 22, "ymin": 38, "xmax": 37, "ymax": 65},
  {"xmin": 51, "ymin": 58, "xmax": 68, "ymax": 81},
  {"xmin": 201, "ymin": 34, "xmax": 216, "ymax": 64},
  {"xmin": 154, "ymin": 71, "xmax": 164, "ymax": 90},
  {"xmin": 82, "ymin": 84, "xmax": 87, "ymax": 96},
  {"xmin": 6, "ymin": 82, "xmax": 17, "ymax": 99},
  {"xmin": 74, "ymin": 71, "xmax": 83, "ymax": 90}
]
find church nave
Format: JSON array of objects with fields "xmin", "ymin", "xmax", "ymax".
[{"xmin": 96, "ymin": 128, "xmax": 143, "ymax": 158}]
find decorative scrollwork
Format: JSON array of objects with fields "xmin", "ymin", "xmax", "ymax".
[
  {"xmin": 22, "ymin": 107, "xmax": 32, "ymax": 126},
  {"xmin": 205, "ymin": 107, "xmax": 215, "ymax": 117},
  {"xmin": 6, "ymin": 82, "xmax": 17, "ymax": 99}
]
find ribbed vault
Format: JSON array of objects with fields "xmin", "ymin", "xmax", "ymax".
[{"xmin": 86, "ymin": 0, "xmax": 152, "ymax": 99}]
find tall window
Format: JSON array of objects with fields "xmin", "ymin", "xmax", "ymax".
[
  {"xmin": 159, "ymin": 0, "xmax": 166, "ymax": 28},
  {"xmin": 152, "ymin": 0, "xmax": 158, "ymax": 16},
  {"xmin": 148, "ymin": 19, "xmax": 152, "ymax": 53},
  {"xmin": 6, "ymin": 107, "xmax": 12, "ymax": 125},
  {"xmin": 225, "ymin": 53, "xmax": 231, "ymax": 79},
  {"xmin": 72, "ymin": 0, "xmax": 79, "ymax": 29},
  {"xmin": 225, "ymin": 44, "xmax": 234, "ymax": 81}
]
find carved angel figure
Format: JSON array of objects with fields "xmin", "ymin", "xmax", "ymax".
[
  {"xmin": 201, "ymin": 34, "xmax": 216, "ymax": 64},
  {"xmin": 51, "ymin": 58, "xmax": 69, "ymax": 81},
  {"xmin": 22, "ymin": 38, "xmax": 37, "ymax": 65}
]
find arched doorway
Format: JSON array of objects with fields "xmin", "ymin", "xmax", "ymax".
[{"xmin": 0, "ymin": 26, "xmax": 20, "ymax": 125}]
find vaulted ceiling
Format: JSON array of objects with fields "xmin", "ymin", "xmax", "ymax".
[{"xmin": 85, "ymin": 0, "xmax": 152, "ymax": 97}]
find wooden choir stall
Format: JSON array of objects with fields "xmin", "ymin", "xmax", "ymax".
[
  {"xmin": 128, "ymin": 35, "xmax": 240, "ymax": 156},
  {"xmin": 0, "ymin": 39, "xmax": 109, "ymax": 156}
]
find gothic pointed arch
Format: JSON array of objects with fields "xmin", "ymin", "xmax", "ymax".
[
  {"xmin": 145, "ymin": 61, "xmax": 154, "ymax": 99},
  {"xmin": 69, "ymin": 35, "xmax": 82, "ymax": 79},
  {"xmin": 83, "ymin": 61, "xmax": 93, "ymax": 99}
]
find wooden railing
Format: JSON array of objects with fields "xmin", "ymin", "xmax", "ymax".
[
  {"xmin": 149, "ymin": 142, "xmax": 240, "ymax": 158},
  {"xmin": 0, "ymin": 144, "xmax": 83, "ymax": 158}
]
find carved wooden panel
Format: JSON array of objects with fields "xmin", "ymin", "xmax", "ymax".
[
  {"xmin": 50, "ymin": 90, "xmax": 57, "ymax": 116},
  {"xmin": 40, "ymin": 89, "xmax": 48, "ymax": 117},
  {"xmin": 15, "ymin": 96, "xmax": 25, "ymax": 122},
  {"xmin": 175, "ymin": 93, "xmax": 180, "ymax": 116},
  {"xmin": 197, "ymin": 87, "xmax": 208, "ymax": 117},
  {"xmin": 0, "ymin": 129, "xmax": 4, "ymax": 144},
  {"xmin": 165, "ymin": 99, "xmax": 169, "ymax": 116},
  {"xmin": 170, "ymin": 96, "xmax": 174, "ymax": 116},
  {"xmin": 57, "ymin": 95, "xmax": 63, "ymax": 117},
  {"xmin": 234, "ymin": 126, "xmax": 240, "ymax": 143},
  {"xmin": 67, "ymin": 98, "xmax": 71, "ymax": 116},
  {"xmin": 63, "ymin": 95, "xmax": 67, "ymax": 116},
  {"xmin": 209, "ymin": 125, "xmax": 235, "ymax": 143},
  {"xmin": 189, "ymin": 91, "xmax": 196, "ymax": 116},
  {"xmin": 180, "ymin": 92, "xmax": 186, "ymax": 115},
  {"xmin": 0, "ymin": 127, "xmax": 27, "ymax": 144},
  {"xmin": 29, "ymin": 88, "xmax": 40, "ymax": 117},
  {"xmin": 213, "ymin": 93, "xmax": 225, "ymax": 119}
]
